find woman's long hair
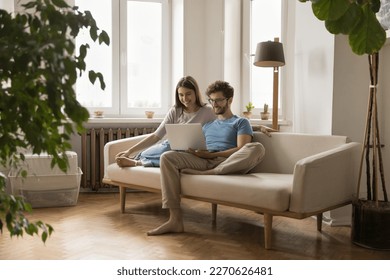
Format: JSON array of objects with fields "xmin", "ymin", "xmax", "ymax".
[{"xmin": 174, "ymin": 76, "xmax": 205, "ymax": 109}]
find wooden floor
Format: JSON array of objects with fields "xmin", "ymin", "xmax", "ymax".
[{"xmin": 1, "ymin": 192, "xmax": 389, "ymax": 260}]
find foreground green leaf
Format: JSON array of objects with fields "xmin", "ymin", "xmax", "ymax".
[{"xmin": 0, "ymin": 0, "xmax": 110, "ymax": 242}]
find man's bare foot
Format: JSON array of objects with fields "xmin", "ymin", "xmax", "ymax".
[
  {"xmin": 116, "ymin": 157, "xmax": 141, "ymax": 167},
  {"xmin": 147, "ymin": 208, "xmax": 184, "ymax": 236},
  {"xmin": 147, "ymin": 219, "xmax": 184, "ymax": 236}
]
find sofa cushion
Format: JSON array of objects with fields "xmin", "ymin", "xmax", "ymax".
[
  {"xmin": 181, "ymin": 173, "xmax": 293, "ymax": 212},
  {"xmin": 106, "ymin": 163, "xmax": 293, "ymax": 212},
  {"xmin": 106, "ymin": 164, "xmax": 161, "ymax": 190},
  {"xmin": 251, "ymin": 133, "xmax": 348, "ymax": 174}
]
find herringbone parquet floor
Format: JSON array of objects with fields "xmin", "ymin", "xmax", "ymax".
[{"xmin": 1, "ymin": 192, "xmax": 389, "ymax": 260}]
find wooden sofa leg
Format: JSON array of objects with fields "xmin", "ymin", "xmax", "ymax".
[
  {"xmin": 119, "ymin": 186, "xmax": 126, "ymax": 213},
  {"xmin": 317, "ymin": 213, "xmax": 323, "ymax": 232},
  {"xmin": 264, "ymin": 213, "xmax": 273, "ymax": 250},
  {"xmin": 212, "ymin": 203, "xmax": 217, "ymax": 225}
]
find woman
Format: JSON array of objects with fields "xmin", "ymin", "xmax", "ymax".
[{"xmin": 115, "ymin": 76, "xmax": 215, "ymax": 167}]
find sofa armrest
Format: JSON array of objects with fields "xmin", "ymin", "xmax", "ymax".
[
  {"xmin": 103, "ymin": 134, "xmax": 149, "ymax": 177},
  {"xmin": 290, "ymin": 142, "xmax": 361, "ymax": 213}
]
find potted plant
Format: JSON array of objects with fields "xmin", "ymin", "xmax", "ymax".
[
  {"xmin": 299, "ymin": 0, "xmax": 389, "ymax": 249},
  {"xmin": 0, "ymin": 0, "xmax": 109, "ymax": 242},
  {"xmin": 145, "ymin": 111, "xmax": 155, "ymax": 119},
  {"xmin": 260, "ymin": 103, "xmax": 270, "ymax": 120},
  {"xmin": 243, "ymin": 101, "xmax": 255, "ymax": 119}
]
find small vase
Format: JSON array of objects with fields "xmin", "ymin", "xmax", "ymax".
[
  {"xmin": 145, "ymin": 111, "xmax": 155, "ymax": 119},
  {"xmin": 243, "ymin": 111, "xmax": 252, "ymax": 119},
  {"xmin": 260, "ymin": 112, "xmax": 270, "ymax": 120},
  {"xmin": 93, "ymin": 111, "xmax": 104, "ymax": 118}
]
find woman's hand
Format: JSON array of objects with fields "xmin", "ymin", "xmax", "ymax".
[{"xmin": 115, "ymin": 150, "xmax": 130, "ymax": 159}]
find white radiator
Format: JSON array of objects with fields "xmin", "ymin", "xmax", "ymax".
[{"xmin": 81, "ymin": 127, "xmax": 155, "ymax": 190}]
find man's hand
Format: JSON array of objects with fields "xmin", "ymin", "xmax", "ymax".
[
  {"xmin": 258, "ymin": 125, "xmax": 277, "ymax": 137},
  {"xmin": 187, "ymin": 148, "xmax": 217, "ymax": 159}
]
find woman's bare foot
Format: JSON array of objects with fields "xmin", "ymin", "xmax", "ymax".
[
  {"xmin": 116, "ymin": 157, "xmax": 141, "ymax": 167},
  {"xmin": 147, "ymin": 208, "xmax": 184, "ymax": 236}
]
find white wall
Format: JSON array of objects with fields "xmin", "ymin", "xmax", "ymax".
[
  {"xmin": 183, "ymin": 0, "xmax": 224, "ymax": 96},
  {"xmin": 332, "ymin": 35, "xmax": 368, "ymax": 142},
  {"xmin": 333, "ymin": 34, "xmax": 390, "ymax": 202},
  {"xmin": 171, "ymin": 0, "xmax": 184, "ymax": 95},
  {"xmin": 380, "ymin": 40, "xmax": 390, "ymax": 201},
  {"xmin": 292, "ymin": 2, "xmax": 334, "ymax": 134},
  {"xmin": 223, "ymin": 0, "xmax": 241, "ymax": 114},
  {"xmin": 0, "ymin": 0, "xmax": 13, "ymax": 11},
  {"xmin": 183, "ymin": 0, "xmax": 206, "ymax": 91}
]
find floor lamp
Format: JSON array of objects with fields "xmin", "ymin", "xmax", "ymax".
[{"xmin": 253, "ymin": 37, "xmax": 285, "ymax": 131}]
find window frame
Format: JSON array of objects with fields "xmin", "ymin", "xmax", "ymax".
[
  {"xmin": 119, "ymin": 0, "xmax": 171, "ymax": 117},
  {"xmin": 74, "ymin": 0, "xmax": 171, "ymax": 118},
  {"xmin": 241, "ymin": 0, "xmax": 288, "ymax": 120}
]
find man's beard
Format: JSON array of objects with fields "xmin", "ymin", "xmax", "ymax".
[{"xmin": 214, "ymin": 104, "xmax": 228, "ymax": 115}]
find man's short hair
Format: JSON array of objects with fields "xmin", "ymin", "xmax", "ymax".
[{"xmin": 205, "ymin": 80, "xmax": 234, "ymax": 99}]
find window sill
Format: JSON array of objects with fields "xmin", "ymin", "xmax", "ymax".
[
  {"xmin": 87, "ymin": 117, "xmax": 164, "ymax": 124},
  {"xmin": 249, "ymin": 119, "xmax": 291, "ymax": 127},
  {"xmin": 86, "ymin": 117, "xmax": 291, "ymax": 126}
]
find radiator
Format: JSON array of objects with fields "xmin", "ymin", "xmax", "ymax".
[{"xmin": 81, "ymin": 127, "xmax": 155, "ymax": 190}]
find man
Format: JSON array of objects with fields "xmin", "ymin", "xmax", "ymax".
[{"xmin": 147, "ymin": 80, "xmax": 265, "ymax": 236}]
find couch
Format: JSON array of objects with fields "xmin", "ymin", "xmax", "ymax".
[{"xmin": 103, "ymin": 132, "xmax": 361, "ymax": 249}]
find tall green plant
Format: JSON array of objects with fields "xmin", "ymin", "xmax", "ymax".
[
  {"xmin": 299, "ymin": 0, "xmax": 388, "ymax": 202},
  {"xmin": 299, "ymin": 0, "xmax": 386, "ymax": 55},
  {"xmin": 0, "ymin": 0, "xmax": 110, "ymax": 242}
]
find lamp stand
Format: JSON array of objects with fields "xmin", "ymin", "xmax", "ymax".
[
  {"xmin": 272, "ymin": 66, "xmax": 279, "ymax": 130},
  {"xmin": 253, "ymin": 37, "xmax": 284, "ymax": 131}
]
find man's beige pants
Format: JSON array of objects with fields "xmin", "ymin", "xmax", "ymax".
[{"xmin": 159, "ymin": 142, "xmax": 265, "ymax": 208}]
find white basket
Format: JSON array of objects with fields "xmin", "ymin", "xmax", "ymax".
[
  {"xmin": 8, "ymin": 152, "xmax": 82, "ymax": 208},
  {"xmin": 9, "ymin": 167, "xmax": 82, "ymax": 208}
]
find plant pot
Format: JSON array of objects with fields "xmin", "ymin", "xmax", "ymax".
[
  {"xmin": 260, "ymin": 112, "xmax": 270, "ymax": 120},
  {"xmin": 351, "ymin": 199, "xmax": 390, "ymax": 250},
  {"xmin": 93, "ymin": 110, "xmax": 104, "ymax": 118},
  {"xmin": 243, "ymin": 111, "xmax": 252, "ymax": 119},
  {"xmin": 145, "ymin": 111, "xmax": 155, "ymax": 119}
]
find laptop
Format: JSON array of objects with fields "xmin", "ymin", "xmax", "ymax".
[{"xmin": 165, "ymin": 123, "xmax": 207, "ymax": 151}]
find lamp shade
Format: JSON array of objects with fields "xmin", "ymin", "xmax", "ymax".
[{"xmin": 254, "ymin": 40, "xmax": 285, "ymax": 67}]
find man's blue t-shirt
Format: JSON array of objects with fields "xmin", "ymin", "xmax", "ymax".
[{"xmin": 202, "ymin": 115, "xmax": 253, "ymax": 152}]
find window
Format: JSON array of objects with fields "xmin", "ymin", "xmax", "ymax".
[
  {"xmin": 243, "ymin": 0, "xmax": 285, "ymax": 116},
  {"xmin": 121, "ymin": 0, "xmax": 170, "ymax": 116},
  {"xmin": 75, "ymin": 0, "xmax": 114, "ymax": 110},
  {"xmin": 75, "ymin": 0, "xmax": 170, "ymax": 117}
]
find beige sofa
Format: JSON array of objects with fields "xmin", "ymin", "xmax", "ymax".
[{"xmin": 103, "ymin": 132, "xmax": 361, "ymax": 249}]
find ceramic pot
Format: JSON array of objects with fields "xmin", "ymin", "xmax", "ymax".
[
  {"xmin": 260, "ymin": 112, "xmax": 270, "ymax": 120},
  {"xmin": 351, "ymin": 199, "xmax": 390, "ymax": 250},
  {"xmin": 145, "ymin": 111, "xmax": 155, "ymax": 119},
  {"xmin": 243, "ymin": 111, "xmax": 252, "ymax": 119}
]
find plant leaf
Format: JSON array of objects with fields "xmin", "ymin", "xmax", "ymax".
[
  {"xmin": 88, "ymin": 71, "xmax": 97, "ymax": 85},
  {"xmin": 349, "ymin": 4, "xmax": 386, "ymax": 55},
  {"xmin": 325, "ymin": 3, "xmax": 362, "ymax": 34},
  {"xmin": 51, "ymin": 0, "xmax": 70, "ymax": 9},
  {"xmin": 312, "ymin": 0, "xmax": 351, "ymax": 21},
  {"xmin": 96, "ymin": 72, "xmax": 106, "ymax": 90},
  {"xmin": 99, "ymin": 30, "xmax": 110, "ymax": 46},
  {"xmin": 370, "ymin": 0, "xmax": 381, "ymax": 13}
]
